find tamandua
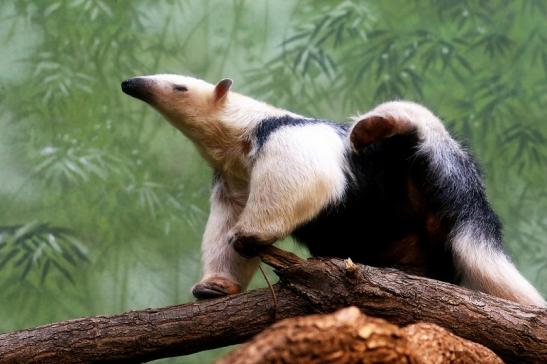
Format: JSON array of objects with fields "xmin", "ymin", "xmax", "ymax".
[{"xmin": 121, "ymin": 74, "xmax": 545, "ymax": 306}]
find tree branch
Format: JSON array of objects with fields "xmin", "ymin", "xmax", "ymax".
[{"xmin": 0, "ymin": 246, "xmax": 545, "ymax": 363}]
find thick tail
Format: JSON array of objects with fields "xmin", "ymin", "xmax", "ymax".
[
  {"xmin": 415, "ymin": 110, "xmax": 545, "ymax": 306},
  {"xmin": 452, "ymin": 225, "xmax": 546, "ymax": 306},
  {"xmin": 350, "ymin": 101, "xmax": 546, "ymax": 306}
]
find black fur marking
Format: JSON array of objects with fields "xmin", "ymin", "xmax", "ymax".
[
  {"xmin": 414, "ymin": 145, "xmax": 503, "ymax": 248},
  {"xmin": 253, "ymin": 115, "xmax": 347, "ymax": 152},
  {"xmin": 212, "ymin": 171, "xmax": 221, "ymax": 185}
]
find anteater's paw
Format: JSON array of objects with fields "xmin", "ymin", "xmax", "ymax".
[
  {"xmin": 228, "ymin": 229, "xmax": 275, "ymax": 258},
  {"xmin": 192, "ymin": 276, "xmax": 241, "ymax": 300}
]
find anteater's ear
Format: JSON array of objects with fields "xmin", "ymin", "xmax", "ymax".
[{"xmin": 214, "ymin": 78, "xmax": 233, "ymax": 102}]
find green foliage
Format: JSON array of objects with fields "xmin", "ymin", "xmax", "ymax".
[
  {"xmin": 0, "ymin": 1, "xmax": 545, "ymax": 363},
  {"xmin": 34, "ymin": 145, "xmax": 122, "ymax": 185},
  {"xmin": 0, "ymin": 221, "xmax": 88, "ymax": 284}
]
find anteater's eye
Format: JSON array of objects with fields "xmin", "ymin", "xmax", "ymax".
[{"xmin": 174, "ymin": 85, "xmax": 188, "ymax": 92}]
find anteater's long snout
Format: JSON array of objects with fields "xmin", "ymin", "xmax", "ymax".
[{"xmin": 121, "ymin": 77, "xmax": 154, "ymax": 103}]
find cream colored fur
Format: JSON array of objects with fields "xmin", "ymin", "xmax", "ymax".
[{"xmin": 234, "ymin": 123, "xmax": 348, "ymax": 241}]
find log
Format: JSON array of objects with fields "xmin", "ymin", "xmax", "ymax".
[
  {"xmin": 0, "ymin": 246, "xmax": 545, "ymax": 363},
  {"xmin": 216, "ymin": 306, "xmax": 503, "ymax": 364}
]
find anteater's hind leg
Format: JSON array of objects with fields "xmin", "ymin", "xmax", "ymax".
[{"xmin": 350, "ymin": 101, "xmax": 545, "ymax": 306}]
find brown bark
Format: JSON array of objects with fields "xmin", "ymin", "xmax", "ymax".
[
  {"xmin": 0, "ymin": 246, "xmax": 545, "ymax": 363},
  {"xmin": 259, "ymin": 247, "xmax": 547, "ymax": 363},
  {"xmin": 0, "ymin": 286, "xmax": 307, "ymax": 364},
  {"xmin": 217, "ymin": 306, "xmax": 503, "ymax": 364}
]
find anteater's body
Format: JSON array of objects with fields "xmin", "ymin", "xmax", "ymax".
[{"xmin": 121, "ymin": 74, "xmax": 545, "ymax": 306}]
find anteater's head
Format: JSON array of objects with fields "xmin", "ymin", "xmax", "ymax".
[
  {"xmin": 121, "ymin": 74, "xmax": 258, "ymax": 177},
  {"xmin": 121, "ymin": 74, "xmax": 233, "ymax": 134}
]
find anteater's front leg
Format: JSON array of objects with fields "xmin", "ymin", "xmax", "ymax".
[
  {"xmin": 192, "ymin": 181, "xmax": 259, "ymax": 299},
  {"xmin": 230, "ymin": 125, "xmax": 347, "ymax": 257}
]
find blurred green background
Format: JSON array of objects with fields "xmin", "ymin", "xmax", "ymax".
[{"xmin": 0, "ymin": 1, "xmax": 545, "ymax": 362}]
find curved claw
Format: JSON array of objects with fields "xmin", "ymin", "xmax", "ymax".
[
  {"xmin": 231, "ymin": 234, "xmax": 274, "ymax": 258},
  {"xmin": 192, "ymin": 277, "xmax": 241, "ymax": 300}
]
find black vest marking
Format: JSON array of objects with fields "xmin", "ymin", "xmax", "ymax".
[{"xmin": 253, "ymin": 115, "xmax": 348, "ymax": 152}]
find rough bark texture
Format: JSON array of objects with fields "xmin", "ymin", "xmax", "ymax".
[
  {"xmin": 259, "ymin": 248, "xmax": 547, "ymax": 364},
  {"xmin": 0, "ymin": 246, "xmax": 545, "ymax": 363},
  {"xmin": 217, "ymin": 307, "xmax": 503, "ymax": 364},
  {"xmin": 0, "ymin": 286, "xmax": 308, "ymax": 364}
]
